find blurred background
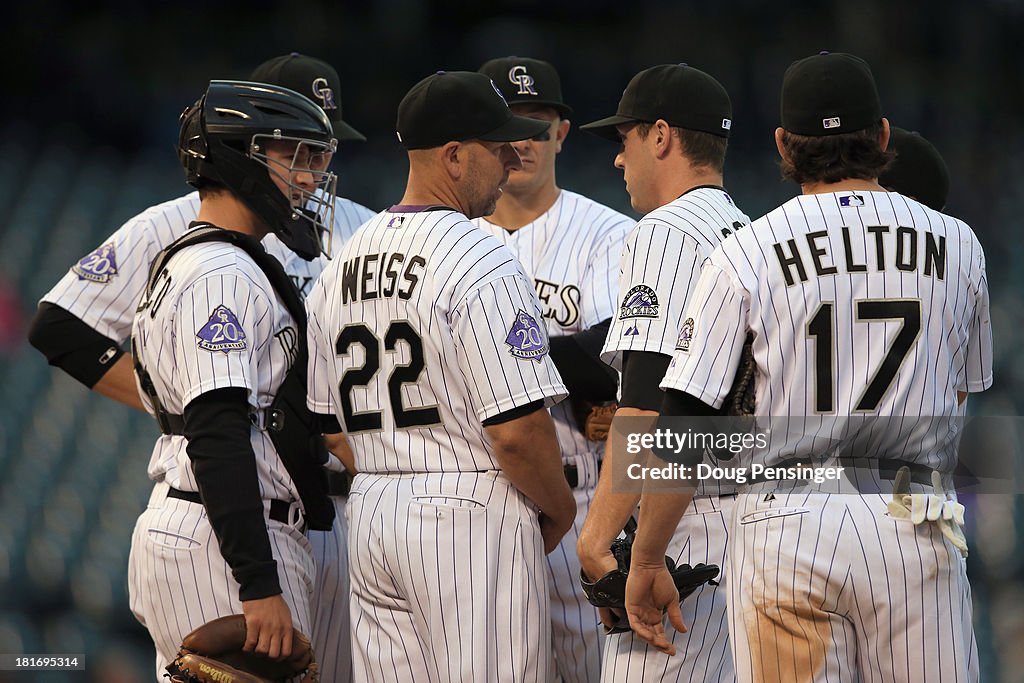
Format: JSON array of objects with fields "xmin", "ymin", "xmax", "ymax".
[{"xmin": 0, "ymin": 0, "xmax": 1021, "ymax": 680}]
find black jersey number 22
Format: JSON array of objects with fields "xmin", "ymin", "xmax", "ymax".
[{"xmin": 336, "ymin": 322, "xmax": 442, "ymax": 432}]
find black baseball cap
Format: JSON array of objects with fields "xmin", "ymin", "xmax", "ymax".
[
  {"xmin": 250, "ymin": 52, "xmax": 366, "ymax": 142},
  {"xmin": 580, "ymin": 64, "xmax": 732, "ymax": 141},
  {"xmin": 478, "ymin": 56, "xmax": 573, "ymax": 118},
  {"xmin": 780, "ymin": 51, "xmax": 882, "ymax": 136},
  {"xmin": 880, "ymin": 127, "xmax": 950, "ymax": 211},
  {"xmin": 396, "ymin": 71, "xmax": 551, "ymax": 150}
]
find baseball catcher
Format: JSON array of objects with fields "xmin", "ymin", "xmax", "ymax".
[
  {"xmin": 166, "ymin": 615, "xmax": 319, "ymax": 683},
  {"xmin": 580, "ymin": 518, "xmax": 719, "ymax": 633}
]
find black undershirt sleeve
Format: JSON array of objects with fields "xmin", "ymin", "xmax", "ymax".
[
  {"xmin": 312, "ymin": 412, "xmax": 343, "ymax": 435},
  {"xmin": 618, "ymin": 351, "xmax": 672, "ymax": 411},
  {"xmin": 547, "ymin": 318, "xmax": 617, "ymax": 401},
  {"xmin": 183, "ymin": 387, "xmax": 280, "ymax": 602},
  {"xmin": 482, "ymin": 400, "xmax": 544, "ymax": 427},
  {"xmin": 28, "ymin": 303, "xmax": 125, "ymax": 388},
  {"xmin": 659, "ymin": 387, "xmax": 720, "ymax": 417}
]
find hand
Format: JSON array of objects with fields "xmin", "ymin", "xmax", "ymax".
[
  {"xmin": 625, "ymin": 563, "xmax": 687, "ymax": 655},
  {"xmin": 539, "ymin": 508, "xmax": 575, "ymax": 555},
  {"xmin": 241, "ymin": 594, "xmax": 294, "ymax": 659},
  {"xmin": 577, "ymin": 544, "xmax": 624, "ymax": 630}
]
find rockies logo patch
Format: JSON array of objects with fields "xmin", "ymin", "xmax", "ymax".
[
  {"xmin": 196, "ymin": 305, "xmax": 247, "ymax": 353},
  {"xmin": 504, "ymin": 309, "xmax": 548, "ymax": 362},
  {"xmin": 73, "ymin": 243, "xmax": 119, "ymax": 283},
  {"xmin": 619, "ymin": 285, "xmax": 659, "ymax": 320},
  {"xmin": 676, "ymin": 317, "xmax": 695, "ymax": 352}
]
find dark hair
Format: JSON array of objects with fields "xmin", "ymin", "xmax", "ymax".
[
  {"xmin": 635, "ymin": 122, "xmax": 727, "ymax": 173},
  {"xmin": 779, "ymin": 122, "xmax": 894, "ymax": 185}
]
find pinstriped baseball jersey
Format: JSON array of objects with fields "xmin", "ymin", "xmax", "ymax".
[
  {"xmin": 475, "ymin": 190, "xmax": 633, "ymax": 463},
  {"xmin": 42, "ymin": 190, "xmax": 375, "ymax": 342},
  {"xmin": 661, "ymin": 191, "xmax": 992, "ymax": 468},
  {"xmin": 475, "ymin": 190, "xmax": 632, "ymax": 683},
  {"xmin": 132, "ymin": 237, "xmax": 304, "ymax": 504},
  {"xmin": 601, "ymin": 187, "xmax": 750, "ymax": 371},
  {"xmin": 306, "ymin": 207, "xmax": 567, "ymax": 474},
  {"xmin": 604, "ymin": 186, "xmax": 749, "ymax": 501}
]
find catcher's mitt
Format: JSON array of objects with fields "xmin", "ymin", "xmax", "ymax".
[
  {"xmin": 580, "ymin": 518, "xmax": 719, "ymax": 634},
  {"xmin": 166, "ymin": 615, "xmax": 319, "ymax": 683},
  {"xmin": 571, "ymin": 400, "xmax": 618, "ymax": 441}
]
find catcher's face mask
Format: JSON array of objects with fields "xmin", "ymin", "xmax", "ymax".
[{"xmin": 253, "ymin": 134, "xmax": 338, "ymax": 260}]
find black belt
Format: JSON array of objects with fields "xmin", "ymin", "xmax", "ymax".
[
  {"xmin": 326, "ymin": 471, "xmax": 352, "ymax": 497},
  {"xmin": 167, "ymin": 487, "xmax": 304, "ymax": 531}
]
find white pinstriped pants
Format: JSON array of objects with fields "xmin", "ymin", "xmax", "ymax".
[
  {"xmin": 308, "ymin": 494, "xmax": 351, "ymax": 682},
  {"xmin": 600, "ymin": 494, "xmax": 735, "ymax": 682},
  {"xmin": 347, "ymin": 470, "xmax": 553, "ymax": 683},
  {"xmin": 727, "ymin": 490, "xmax": 978, "ymax": 683},
  {"xmin": 127, "ymin": 482, "xmax": 315, "ymax": 682}
]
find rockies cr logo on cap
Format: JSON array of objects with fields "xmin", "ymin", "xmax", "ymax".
[
  {"xmin": 311, "ymin": 77, "xmax": 337, "ymax": 110},
  {"xmin": 508, "ymin": 65, "xmax": 538, "ymax": 96}
]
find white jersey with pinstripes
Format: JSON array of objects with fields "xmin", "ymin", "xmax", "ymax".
[
  {"xmin": 603, "ymin": 186, "xmax": 749, "ymax": 500},
  {"xmin": 306, "ymin": 206, "xmax": 567, "ymax": 473},
  {"xmin": 474, "ymin": 190, "xmax": 632, "ymax": 683},
  {"xmin": 602, "ymin": 187, "xmax": 749, "ymax": 370},
  {"xmin": 661, "ymin": 190, "xmax": 990, "ymax": 683},
  {"xmin": 41, "ymin": 190, "xmax": 375, "ymax": 337},
  {"xmin": 475, "ymin": 190, "xmax": 633, "ymax": 466},
  {"xmin": 131, "ymin": 237, "xmax": 303, "ymax": 502},
  {"xmin": 661, "ymin": 190, "xmax": 992, "ymax": 465}
]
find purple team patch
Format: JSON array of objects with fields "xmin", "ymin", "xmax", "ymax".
[
  {"xmin": 676, "ymin": 317, "xmax": 695, "ymax": 352},
  {"xmin": 196, "ymin": 305, "xmax": 247, "ymax": 353},
  {"xmin": 505, "ymin": 309, "xmax": 548, "ymax": 362},
  {"xmin": 72, "ymin": 243, "xmax": 119, "ymax": 283}
]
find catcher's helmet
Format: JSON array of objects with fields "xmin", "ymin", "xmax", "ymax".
[{"xmin": 178, "ymin": 80, "xmax": 338, "ymax": 261}]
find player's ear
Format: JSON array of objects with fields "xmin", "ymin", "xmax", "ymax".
[
  {"xmin": 879, "ymin": 118, "xmax": 891, "ymax": 153},
  {"xmin": 439, "ymin": 141, "xmax": 463, "ymax": 180},
  {"xmin": 774, "ymin": 128, "xmax": 789, "ymax": 164},
  {"xmin": 555, "ymin": 119, "xmax": 571, "ymax": 153},
  {"xmin": 653, "ymin": 119, "xmax": 673, "ymax": 158}
]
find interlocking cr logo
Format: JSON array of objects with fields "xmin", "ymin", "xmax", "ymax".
[
  {"xmin": 311, "ymin": 77, "xmax": 337, "ymax": 110},
  {"xmin": 508, "ymin": 65, "xmax": 538, "ymax": 96}
]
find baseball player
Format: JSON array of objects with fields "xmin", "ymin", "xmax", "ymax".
[
  {"xmin": 575, "ymin": 63, "xmax": 747, "ymax": 683},
  {"xmin": 127, "ymin": 80, "xmax": 340, "ymax": 676},
  {"xmin": 27, "ymin": 54, "xmax": 372, "ymax": 682},
  {"xmin": 474, "ymin": 55, "xmax": 634, "ymax": 683},
  {"xmin": 881, "ymin": 126, "xmax": 951, "ymax": 211},
  {"xmin": 305, "ymin": 70, "xmax": 576, "ymax": 682},
  {"xmin": 626, "ymin": 52, "xmax": 990, "ymax": 683}
]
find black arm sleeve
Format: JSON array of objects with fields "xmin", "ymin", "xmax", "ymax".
[
  {"xmin": 183, "ymin": 387, "xmax": 280, "ymax": 602},
  {"xmin": 659, "ymin": 387, "xmax": 719, "ymax": 417},
  {"xmin": 547, "ymin": 318, "xmax": 617, "ymax": 401},
  {"xmin": 312, "ymin": 412, "xmax": 343, "ymax": 435},
  {"xmin": 482, "ymin": 400, "xmax": 544, "ymax": 427},
  {"xmin": 28, "ymin": 303, "xmax": 125, "ymax": 388},
  {"xmin": 618, "ymin": 351, "xmax": 672, "ymax": 411}
]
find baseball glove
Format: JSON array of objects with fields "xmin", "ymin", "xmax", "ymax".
[
  {"xmin": 721, "ymin": 332, "xmax": 756, "ymax": 417},
  {"xmin": 571, "ymin": 399, "xmax": 618, "ymax": 441},
  {"xmin": 166, "ymin": 615, "xmax": 319, "ymax": 683},
  {"xmin": 580, "ymin": 518, "xmax": 720, "ymax": 634}
]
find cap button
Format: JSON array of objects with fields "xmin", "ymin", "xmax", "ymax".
[
  {"xmin": 819, "ymin": 50, "xmax": 830, "ymax": 55},
  {"xmin": 678, "ymin": 62, "xmax": 688, "ymax": 67},
  {"xmin": 290, "ymin": 51, "xmax": 300, "ymax": 56},
  {"xmin": 436, "ymin": 70, "xmax": 446, "ymax": 75}
]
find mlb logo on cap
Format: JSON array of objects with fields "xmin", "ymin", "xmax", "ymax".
[{"xmin": 823, "ymin": 117, "xmax": 841, "ymax": 129}]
